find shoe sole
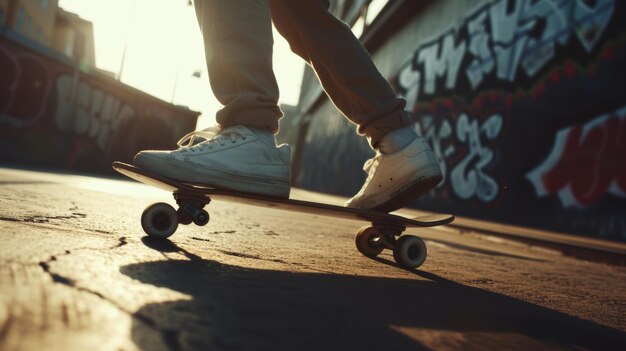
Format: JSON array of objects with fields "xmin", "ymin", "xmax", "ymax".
[
  {"xmin": 193, "ymin": 171, "xmax": 290, "ymax": 198},
  {"xmin": 371, "ymin": 174, "xmax": 443, "ymax": 213}
]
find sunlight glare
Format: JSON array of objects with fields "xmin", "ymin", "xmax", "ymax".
[{"xmin": 58, "ymin": 0, "xmax": 305, "ymax": 130}]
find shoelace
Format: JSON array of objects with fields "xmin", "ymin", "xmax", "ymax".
[
  {"xmin": 362, "ymin": 154, "xmax": 382, "ymax": 173},
  {"xmin": 176, "ymin": 126, "xmax": 247, "ymax": 152},
  {"xmin": 358, "ymin": 154, "xmax": 382, "ymax": 191},
  {"xmin": 177, "ymin": 126, "xmax": 222, "ymax": 148}
]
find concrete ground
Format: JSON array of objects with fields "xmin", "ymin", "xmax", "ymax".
[{"xmin": 1, "ymin": 166, "xmax": 625, "ymax": 350}]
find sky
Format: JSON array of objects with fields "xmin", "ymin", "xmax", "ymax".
[{"xmin": 57, "ymin": 0, "xmax": 306, "ymax": 129}]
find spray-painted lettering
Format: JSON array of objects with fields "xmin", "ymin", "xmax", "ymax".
[
  {"xmin": 55, "ymin": 75, "xmax": 136, "ymax": 151},
  {"xmin": 395, "ymin": 0, "xmax": 615, "ymax": 109},
  {"xmin": 527, "ymin": 106, "xmax": 626, "ymax": 208},
  {"xmin": 418, "ymin": 112, "xmax": 504, "ymax": 202}
]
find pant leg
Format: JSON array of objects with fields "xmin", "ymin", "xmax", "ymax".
[
  {"xmin": 194, "ymin": 0, "xmax": 281, "ymax": 132},
  {"xmin": 268, "ymin": 0, "xmax": 412, "ymax": 147}
]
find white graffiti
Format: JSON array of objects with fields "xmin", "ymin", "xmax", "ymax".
[
  {"xmin": 451, "ymin": 113, "xmax": 503, "ymax": 202},
  {"xmin": 419, "ymin": 113, "xmax": 503, "ymax": 202},
  {"xmin": 466, "ymin": 10, "xmax": 495, "ymax": 89},
  {"xmin": 417, "ymin": 117, "xmax": 454, "ymax": 186},
  {"xmin": 55, "ymin": 74, "xmax": 136, "ymax": 151},
  {"xmin": 397, "ymin": 0, "xmax": 615, "ymax": 108},
  {"xmin": 417, "ymin": 32, "xmax": 467, "ymax": 94}
]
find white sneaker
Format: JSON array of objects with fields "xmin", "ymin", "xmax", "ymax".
[
  {"xmin": 346, "ymin": 136, "xmax": 442, "ymax": 212},
  {"xmin": 133, "ymin": 126, "xmax": 291, "ymax": 198}
]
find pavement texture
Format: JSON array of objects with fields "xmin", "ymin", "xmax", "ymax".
[{"xmin": 1, "ymin": 166, "xmax": 626, "ymax": 350}]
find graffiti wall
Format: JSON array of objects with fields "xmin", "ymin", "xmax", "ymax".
[
  {"xmin": 297, "ymin": 0, "xmax": 626, "ymax": 241},
  {"xmin": 0, "ymin": 30, "xmax": 198, "ymax": 173}
]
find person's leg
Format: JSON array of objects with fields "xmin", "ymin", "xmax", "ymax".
[
  {"xmin": 270, "ymin": 0, "xmax": 441, "ymax": 211},
  {"xmin": 133, "ymin": 0, "xmax": 291, "ymax": 197},
  {"xmin": 194, "ymin": 0, "xmax": 281, "ymax": 132},
  {"xmin": 269, "ymin": 0, "xmax": 411, "ymax": 147}
]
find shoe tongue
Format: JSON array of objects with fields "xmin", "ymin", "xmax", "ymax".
[
  {"xmin": 218, "ymin": 126, "xmax": 252, "ymax": 140},
  {"xmin": 245, "ymin": 127, "xmax": 276, "ymax": 146},
  {"xmin": 219, "ymin": 125, "xmax": 246, "ymax": 134},
  {"xmin": 218, "ymin": 126, "xmax": 276, "ymax": 145}
]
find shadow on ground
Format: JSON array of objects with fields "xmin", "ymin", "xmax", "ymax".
[{"xmin": 121, "ymin": 237, "xmax": 626, "ymax": 350}]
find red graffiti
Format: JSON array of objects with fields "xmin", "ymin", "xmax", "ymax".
[
  {"xmin": 563, "ymin": 62, "xmax": 577, "ymax": 77},
  {"xmin": 527, "ymin": 107, "xmax": 626, "ymax": 207}
]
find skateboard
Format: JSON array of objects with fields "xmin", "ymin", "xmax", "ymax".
[{"xmin": 112, "ymin": 161, "xmax": 454, "ymax": 269}]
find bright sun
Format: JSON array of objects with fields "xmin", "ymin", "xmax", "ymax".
[{"xmin": 58, "ymin": 0, "xmax": 304, "ymax": 129}]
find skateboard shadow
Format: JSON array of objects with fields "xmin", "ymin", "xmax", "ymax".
[
  {"xmin": 122, "ymin": 238, "xmax": 626, "ymax": 350},
  {"xmin": 417, "ymin": 238, "xmax": 546, "ymax": 262}
]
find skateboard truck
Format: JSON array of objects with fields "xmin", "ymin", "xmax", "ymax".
[
  {"xmin": 371, "ymin": 224, "xmax": 404, "ymax": 250},
  {"xmin": 355, "ymin": 223, "xmax": 428, "ymax": 269},
  {"xmin": 174, "ymin": 192, "xmax": 210, "ymax": 226},
  {"xmin": 140, "ymin": 192, "xmax": 210, "ymax": 238}
]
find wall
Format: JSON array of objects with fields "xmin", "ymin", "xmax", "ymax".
[
  {"xmin": 0, "ymin": 29, "xmax": 199, "ymax": 174},
  {"xmin": 51, "ymin": 8, "xmax": 95, "ymax": 68},
  {"xmin": 296, "ymin": 0, "xmax": 626, "ymax": 241},
  {"xmin": 4, "ymin": 0, "xmax": 58, "ymax": 45},
  {"xmin": 0, "ymin": 0, "xmax": 8, "ymax": 26}
]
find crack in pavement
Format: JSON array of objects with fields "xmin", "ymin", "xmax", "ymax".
[
  {"xmin": 218, "ymin": 249, "xmax": 288, "ymax": 263},
  {"xmin": 33, "ymin": 237, "xmax": 181, "ymax": 351},
  {"xmin": 39, "ymin": 259, "xmax": 77, "ymax": 287},
  {"xmin": 38, "ymin": 260, "xmax": 182, "ymax": 351},
  {"xmin": 216, "ymin": 249, "xmax": 336, "ymax": 274},
  {"xmin": 0, "ymin": 213, "xmax": 87, "ymax": 224},
  {"xmin": 0, "ymin": 217, "xmax": 122, "ymax": 240},
  {"xmin": 0, "ymin": 237, "xmax": 128, "ymax": 268},
  {"xmin": 0, "ymin": 201, "xmax": 86, "ymax": 224}
]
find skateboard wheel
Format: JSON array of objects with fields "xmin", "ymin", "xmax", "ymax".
[
  {"xmin": 193, "ymin": 209, "xmax": 210, "ymax": 226},
  {"xmin": 393, "ymin": 235, "xmax": 427, "ymax": 269},
  {"xmin": 354, "ymin": 226, "xmax": 384, "ymax": 258},
  {"xmin": 141, "ymin": 202, "xmax": 178, "ymax": 239}
]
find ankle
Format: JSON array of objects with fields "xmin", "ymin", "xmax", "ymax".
[{"xmin": 376, "ymin": 127, "xmax": 418, "ymax": 154}]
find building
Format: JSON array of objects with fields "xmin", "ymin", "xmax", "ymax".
[
  {"xmin": 0, "ymin": 0, "xmax": 94, "ymax": 69},
  {"xmin": 50, "ymin": 7, "xmax": 95, "ymax": 69},
  {"xmin": 0, "ymin": 0, "xmax": 199, "ymax": 174},
  {"xmin": 0, "ymin": 0, "xmax": 57, "ymax": 45},
  {"xmin": 291, "ymin": 0, "xmax": 626, "ymax": 241}
]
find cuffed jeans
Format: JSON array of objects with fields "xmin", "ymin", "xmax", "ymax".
[{"xmin": 194, "ymin": 0, "xmax": 412, "ymax": 146}]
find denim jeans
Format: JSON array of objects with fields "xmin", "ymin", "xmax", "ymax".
[{"xmin": 193, "ymin": 0, "xmax": 412, "ymax": 146}]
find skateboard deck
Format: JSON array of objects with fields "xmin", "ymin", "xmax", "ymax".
[{"xmin": 112, "ymin": 161, "xmax": 454, "ymax": 269}]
